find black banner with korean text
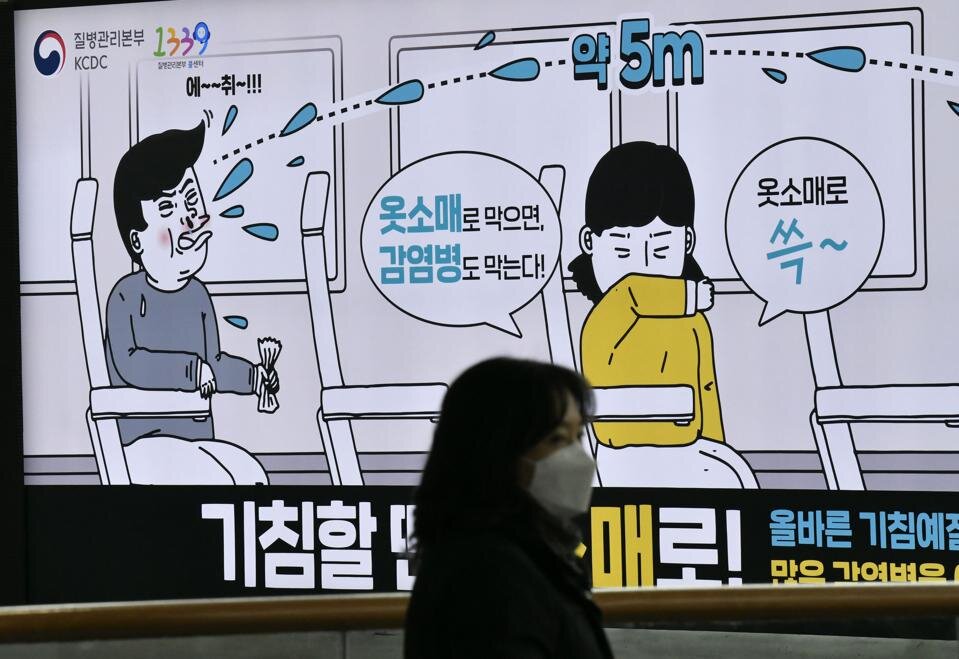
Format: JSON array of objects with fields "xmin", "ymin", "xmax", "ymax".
[{"xmin": 26, "ymin": 486, "xmax": 959, "ymax": 603}]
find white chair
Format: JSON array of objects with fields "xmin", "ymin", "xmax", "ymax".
[
  {"xmin": 807, "ymin": 311, "xmax": 959, "ymax": 490},
  {"xmin": 71, "ymin": 178, "xmax": 234, "ymax": 484},
  {"xmin": 300, "ymin": 171, "xmax": 447, "ymax": 485}
]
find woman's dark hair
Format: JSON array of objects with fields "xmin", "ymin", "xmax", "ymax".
[
  {"xmin": 568, "ymin": 141, "xmax": 705, "ymax": 302},
  {"xmin": 412, "ymin": 357, "xmax": 594, "ymax": 548},
  {"xmin": 113, "ymin": 121, "xmax": 205, "ymax": 264}
]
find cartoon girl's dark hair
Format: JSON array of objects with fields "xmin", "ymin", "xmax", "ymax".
[
  {"xmin": 568, "ymin": 252, "xmax": 604, "ymax": 303},
  {"xmin": 569, "ymin": 141, "xmax": 704, "ymax": 301}
]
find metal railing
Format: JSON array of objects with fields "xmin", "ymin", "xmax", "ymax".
[{"xmin": 3, "ymin": 583, "xmax": 959, "ymax": 643}]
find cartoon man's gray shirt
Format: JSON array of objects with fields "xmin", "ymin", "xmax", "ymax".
[{"xmin": 105, "ymin": 271, "xmax": 255, "ymax": 445}]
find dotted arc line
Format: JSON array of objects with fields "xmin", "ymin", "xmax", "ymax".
[
  {"xmin": 707, "ymin": 47, "xmax": 955, "ymax": 78},
  {"xmin": 867, "ymin": 57, "xmax": 954, "ymax": 77},
  {"xmin": 213, "ymin": 58, "xmax": 569, "ymax": 165},
  {"xmin": 709, "ymin": 49, "xmax": 804, "ymax": 58}
]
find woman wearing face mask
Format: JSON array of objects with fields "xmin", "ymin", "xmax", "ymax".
[{"xmin": 404, "ymin": 358, "xmax": 612, "ymax": 659}]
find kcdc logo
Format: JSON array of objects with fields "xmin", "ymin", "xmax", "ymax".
[{"xmin": 34, "ymin": 30, "xmax": 65, "ymax": 76}]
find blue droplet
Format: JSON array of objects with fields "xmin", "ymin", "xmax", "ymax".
[
  {"xmin": 243, "ymin": 223, "xmax": 279, "ymax": 241},
  {"xmin": 948, "ymin": 101, "xmax": 959, "ymax": 116},
  {"xmin": 213, "ymin": 158, "xmax": 253, "ymax": 202},
  {"xmin": 489, "ymin": 58, "xmax": 540, "ymax": 82},
  {"xmin": 287, "ymin": 156, "xmax": 305, "ymax": 167},
  {"xmin": 224, "ymin": 315, "xmax": 248, "ymax": 329},
  {"xmin": 280, "ymin": 102, "xmax": 318, "ymax": 137},
  {"xmin": 222, "ymin": 105, "xmax": 238, "ymax": 135},
  {"xmin": 806, "ymin": 46, "xmax": 865, "ymax": 73},
  {"xmin": 763, "ymin": 67, "xmax": 788, "ymax": 84},
  {"xmin": 376, "ymin": 80, "xmax": 424, "ymax": 106},
  {"xmin": 220, "ymin": 205, "xmax": 244, "ymax": 218},
  {"xmin": 475, "ymin": 31, "xmax": 495, "ymax": 50}
]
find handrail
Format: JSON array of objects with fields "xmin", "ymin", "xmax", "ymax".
[{"xmin": 4, "ymin": 583, "xmax": 959, "ymax": 643}]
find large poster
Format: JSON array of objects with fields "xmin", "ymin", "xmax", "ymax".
[{"xmin": 14, "ymin": 0, "xmax": 959, "ymax": 599}]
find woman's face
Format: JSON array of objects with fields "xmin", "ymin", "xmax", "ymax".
[
  {"xmin": 517, "ymin": 392, "xmax": 584, "ymax": 487},
  {"xmin": 580, "ymin": 216, "xmax": 694, "ymax": 293}
]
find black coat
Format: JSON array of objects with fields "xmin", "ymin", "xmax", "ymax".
[{"xmin": 404, "ymin": 520, "xmax": 613, "ymax": 659}]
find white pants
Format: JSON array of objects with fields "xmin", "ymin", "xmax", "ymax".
[
  {"xmin": 124, "ymin": 435, "xmax": 269, "ymax": 485},
  {"xmin": 595, "ymin": 438, "xmax": 758, "ymax": 489}
]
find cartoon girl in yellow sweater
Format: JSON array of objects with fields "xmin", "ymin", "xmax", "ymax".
[{"xmin": 569, "ymin": 142, "xmax": 757, "ymax": 488}]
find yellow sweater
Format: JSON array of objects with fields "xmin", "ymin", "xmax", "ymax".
[{"xmin": 581, "ymin": 274, "xmax": 724, "ymax": 447}]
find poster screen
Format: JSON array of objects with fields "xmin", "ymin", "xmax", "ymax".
[{"xmin": 14, "ymin": 0, "xmax": 959, "ymax": 600}]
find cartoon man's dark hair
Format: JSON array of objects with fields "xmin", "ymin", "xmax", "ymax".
[
  {"xmin": 568, "ymin": 141, "xmax": 705, "ymax": 302},
  {"xmin": 113, "ymin": 121, "xmax": 205, "ymax": 264}
]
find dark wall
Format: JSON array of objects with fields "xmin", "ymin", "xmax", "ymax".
[{"xmin": 0, "ymin": 0, "xmax": 27, "ymax": 606}]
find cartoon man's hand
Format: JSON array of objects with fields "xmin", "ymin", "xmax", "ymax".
[
  {"xmin": 199, "ymin": 360, "xmax": 217, "ymax": 399},
  {"xmin": 255, "ymin": 364, "xmax": 280, "ymax": 395},
  {"xmin": 696, "ymin": 279, "xmax": 715, "ymax": 312}
]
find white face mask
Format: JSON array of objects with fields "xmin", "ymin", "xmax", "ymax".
[{"xmin": 525, "ymin": 442, "xmax": 596, "ymax": 519}]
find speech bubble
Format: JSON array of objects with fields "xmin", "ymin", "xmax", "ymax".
[
  {"xmin": 725, "ymin": 137, "xmax": 884, "ymax": 325},
  {"xmin": 361, "ymin": 151, "xmax": 561, "ymax": 336}
]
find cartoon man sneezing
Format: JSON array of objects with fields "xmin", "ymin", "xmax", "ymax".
[{"xmin": 107, "ymin": 121, "xmax": 278, "ymax": 484}]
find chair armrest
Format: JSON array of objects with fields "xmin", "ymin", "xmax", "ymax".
[
  {"xmin": 815, "ymin": 385, "xmax": 959, "ymax": 424},
  {"xmin": 89, "ymin": 387, "xmax": 211, "ymax": 420},
  {"xmin": 592, "ymin": 386, "xmax": 695, "ymax": 423},
  {"xmin": 321, "ymin": 384, "xmax": 447, "ymax": 421},
  {"xmin": 321, "ymin": 384, "xmax": 695, "ymax": 423}
]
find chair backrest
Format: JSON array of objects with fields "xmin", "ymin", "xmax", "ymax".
[
  {"xmin": 71, "ymin": 178, "xmax": 110, "ymax": 389},
  {"xmin": 71, "ymin": 177, "xmax": 131, "ymax": 484},
  {"xmin": 537, "ymin": 165, "xmax": 579, "ymax": 373},
  {"xmin": 299, "ymin": 171, "xmax": 342, "ymax": 391},
  {"xmin": 301, "ymin": 171, "xmax": 365, "ymax": 484},
  {"xmin": 804, "ymin": 310, "xmax": 865, "ymax": 490},
  {"xmin": 536, "ymin": 166, "xmax": 605, "ymax": 466},
  {"xmin": 803, "ymin": 311, "xmax": 843, "ymax": 388}
]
